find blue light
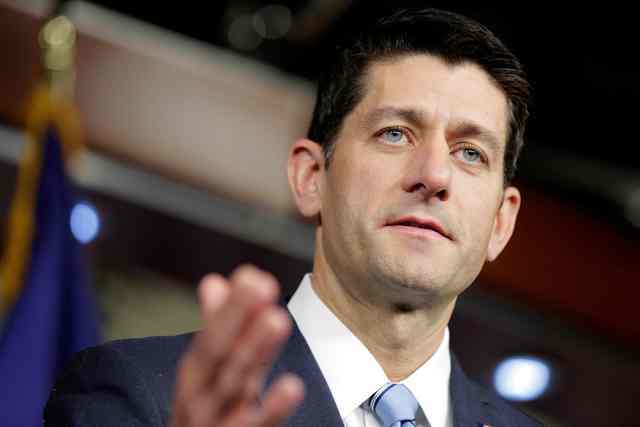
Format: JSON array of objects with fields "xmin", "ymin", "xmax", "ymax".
[
  {"xmin": 493, "ymin": 355, "xmax": 551, "ymax": 402},
  {"xmin": 70, "ymin": 202, "xmax": 100, "ymax": 244}
]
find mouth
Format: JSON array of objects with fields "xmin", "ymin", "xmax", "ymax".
[{"xmin": 385, "ymin": 216, "xmax": 452, "ymax": 240}]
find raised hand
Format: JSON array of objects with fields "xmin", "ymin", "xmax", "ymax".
[{"xmin": 170, "ymin": 265, "xmax": 304, "ymax": 427}]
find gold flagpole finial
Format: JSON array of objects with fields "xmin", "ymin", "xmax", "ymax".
[{"xmin": 39, "ymin": 15, "xmax": 76, "ymax": 98}]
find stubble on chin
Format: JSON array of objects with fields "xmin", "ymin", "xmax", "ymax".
[{"xmin": 364, "ymin": 249, "xmax": 454, "ymax": 310}]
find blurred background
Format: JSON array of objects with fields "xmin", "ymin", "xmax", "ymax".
[{"xmin": 0, "ymin": 0, "xmax": 638, "ymax": 426}]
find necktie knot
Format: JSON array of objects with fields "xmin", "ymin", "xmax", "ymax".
[{"xmin": 369, "ymin": 383, "xmax": 418, "ymax": 427}]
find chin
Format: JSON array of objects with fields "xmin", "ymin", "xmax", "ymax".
[{"xmin": 372, "ymin": 263, "xmax": 452, "ymax": 300}]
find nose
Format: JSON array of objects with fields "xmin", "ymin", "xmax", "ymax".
[{"xmin": 401, "ymin": 132, "xmax": 452, "ymax": 201}]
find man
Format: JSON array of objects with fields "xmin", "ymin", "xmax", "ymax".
[{"xmin": 45, "ymin": 8, "xmax": 541, "ymax": 427}]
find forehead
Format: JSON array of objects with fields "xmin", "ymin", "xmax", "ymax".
[{"xmin": 351, "ymin": 54, "xmax": 509, "ymax": 145}]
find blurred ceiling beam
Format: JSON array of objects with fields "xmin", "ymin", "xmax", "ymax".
[{"xmin": 1, "ymin": 0, "xmax": 314, "ymax": 214}]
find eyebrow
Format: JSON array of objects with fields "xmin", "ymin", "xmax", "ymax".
[
  {"xmin": 448, "ymin": 121, "xmax": 503, "ymax": 156},
  {"xmin": 360, "ymin": 106, "xmax": 425, "ymax": 130},
  {"xmin": 361, "ymin": 106, "xmax": 504, "ymax": 154}
]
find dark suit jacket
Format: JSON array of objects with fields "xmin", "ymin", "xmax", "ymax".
[{"xmin": 45, "ymin": 321, "xmax": 542, "ymax": 426}]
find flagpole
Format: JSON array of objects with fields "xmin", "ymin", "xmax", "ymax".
[
  {"xmin": 0, "ymin": 10, "xmax": 82, "ymax": 314},
  {"xmin": 0, "ymin": 5, "xmax": 100, "ymax": 425}
]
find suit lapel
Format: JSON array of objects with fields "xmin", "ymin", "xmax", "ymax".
[
  {"xmin": 450, "ymin": 354, "xmax": 497, "ymax": 427},
  {"xmin": 264, "ymin": 308, "xmax": 507, "ymax": 427},
  {"xmin": 265, "ymin": 320, "xmax": 343, "ymax": 427},
  {"xmin": 266, "ymin": 334, "xmax": 501, "ymax": 427}
]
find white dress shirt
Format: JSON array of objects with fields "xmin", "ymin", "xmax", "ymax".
[{"xmin": 288, "ymin": 274, "xmax": 454, "ymax": 427}]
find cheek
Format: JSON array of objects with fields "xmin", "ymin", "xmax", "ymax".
[
  {"xmin": 323, "ymin": 165, "xmax": 369, "ymax": 235},
  {"xmin": 340, "ymin": 157, "xmax": 381, "ymax": 211},
  {"xmin": 456, "ymin": 181, "xmax": 501, "ymax": 247}
]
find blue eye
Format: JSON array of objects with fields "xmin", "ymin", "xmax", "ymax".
[
  {"xmin": 461, "ymin": 147, "xmax": 483, "ymax": 163},
  {"xmin": 381, "ymin": 128, "xmax": 406, "ymax": 144}
]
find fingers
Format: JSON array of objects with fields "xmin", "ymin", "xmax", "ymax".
[
  {"xmin": 176, "ymin": 274, "xmax": 230, "ymax": 392},
  {"xmin": 171, "ymin": 265, "xmax": 303, "ymax": 427},
  {"xmin": 213, "ymin": 306, "xmax": 292, "ymax": 414},
  {"xmin": 188, "ymin": 266, "xmax": 279, "ymax": 389},
  {"xmin": 218, "ymin": 374, "xmax": 305, "ymax": 427},
  {"xmin": 258, "ymin": 374, "xmax": 305, "ymax": 427}
]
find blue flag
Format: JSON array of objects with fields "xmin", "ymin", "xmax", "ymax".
[{"xmin": 0, "ymin": 123, "xmax": 101, "ymax": 426}]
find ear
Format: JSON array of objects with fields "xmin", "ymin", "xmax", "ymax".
[
  {"xmin": 287, "ymin": 138, "xmax": 325, "ymax": 219},
  {"xmin": 486, "ymin": 186, "xmax": 521, "ymax": 262}
]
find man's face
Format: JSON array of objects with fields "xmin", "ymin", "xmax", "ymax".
[{"xmin": 313, "ymin": 54, "xmax": 520, "ymax": 306}]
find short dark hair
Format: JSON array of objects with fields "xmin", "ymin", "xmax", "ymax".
[{"xmin": 307, "ymin": 8, "xmax": 531, "ymax": 185}]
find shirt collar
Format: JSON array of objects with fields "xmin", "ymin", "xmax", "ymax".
[
  {"xmin": 404, "ymin": 325, "xmax": 452, "ymax": 427},
  {"xmin": 288, "ymin": 274, "xmax": 452, "ymax": 426}
]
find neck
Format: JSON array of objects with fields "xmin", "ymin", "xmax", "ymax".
[{"xmin": 311, "ymin": 241, "xmax": 456, "ymax": 382}]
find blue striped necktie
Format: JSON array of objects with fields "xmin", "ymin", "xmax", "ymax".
[{"xmin": 369, "ymin": 383, "xmax": 419, "ymax": 427}]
